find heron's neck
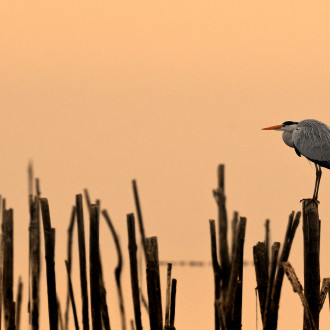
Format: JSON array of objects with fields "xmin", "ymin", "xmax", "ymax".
[{"xmin": 282, "ymin": 131, "xmax": 294, "ymax": 148}]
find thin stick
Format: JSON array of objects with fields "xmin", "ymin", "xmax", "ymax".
[
  {"xmin": 145, "ymin": 237, "xmax": 163, "ymax": 330},
  {"xmin": 103, "ymin": 209, "xmax": 126, "ymax": 330},
  {"xmin": 0, "ymin": 234, "xmax": 3, "ymax": 330},
  {"xmin": 213, "ymin": 164, "xmax": 230, "ymax": 297},
  {"xmin": 132, "ymin": 180, "xmax": 147, "ymax": 262},
  {"xmin": 282, "ymin": 262, "xmax": 316, "ymax": 330},
  {"xmin": 15, "ymin": 277, "xmax": 23, "ymax": 330},
  {"xmin": 90, "ymin": 204, "xmax": 101, "ymax": 329},
  {"xmin": 65, "ymin": 207, "xmax": 76, "ymax": 330},
  {"xmin": 231, "ymin": 212, "xmax": 239, "ymax": 260},
  {"xmin": 209, "ymin": 219, "xmax": 221, "ymax": 330},
  {"xmin": 58, "ymin": 298, "xmax": 64, "ymax": 330},
  {"xmin": 40, "ymin": 198, "xmax": 58, "ymax": 330},
  {"xmin": 265, "ymin": 219, "xmax": 270, "ymax": 273},
  {"xmin": 127, "ymin": 213, "xmax": 142, "ymax": 330},
  {"xmin": 164, "ymin": 263, "xmax": 172, "ymax": 326},
  {"xmin": 169, "ymin": 278, "xmax": 177, "ymax": 328},
  {"xmin": 76, "ymin": 194, "xmax": 90, "ymax": 330},
  {"xmin": 319, "ymin": 278, "xmax": 330, "ymax": 312},
  {"xmin": 99, "ymin": 254, "xmax": 111, "ymax": 330},
  {"xmin": 65, "ymin": 260, "xmax": 80, "ymax": 330}
]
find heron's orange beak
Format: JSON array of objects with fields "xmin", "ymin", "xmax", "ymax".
[{"xmin": 262, "ymin": 124, "xmax": 283, "ymax": 130}]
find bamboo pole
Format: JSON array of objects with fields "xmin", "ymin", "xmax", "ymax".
[
  {"xmin": 302, "ymin": 200, "xmax": 320, "ymax": 330},
  {"xmin": 76, "ymin": 194, "xmax": 90, "ymax": 330},
  {"xmin": 231, "ymin": 212, "xmax": 239, "ymax": 260},
  {"xmin": 265, "ymin": 219, "xmax": 270, "ymax": 273},
  {"xmin": 209, "ymin": 219, "xmax": 221, "ymax": 330},
  {"xmin": 89, "ymin": 204, "xmax": 101, "ymax": 330},
  {"xmin": 65, "ymin": 260, "xmax": 79, "ymax": 330},
  {"xmin": 213, "ymin": 164, "xmax": 230, "ymax": 297},
  {"xmin": 225, "ymin": 217, "xmax": 246, "ymax": 328},
  {"xmin": 127, "ymin": 213, "xmax": 142, "ymax": 330},
  {"xmin": 15, "ymin": 277, "xmax": 23, "ymax": 330},
  {"xmin": 40, "ymin": 198, "xmax": 58, "ymax": 330},
  {"xmin": 145, "ymin": 237, "xmax": 163, "ymax": 330},
  {"xmin": 103, "ymin": 209, "xmax": 126, "ymax": 330},
  {"xmin": 65, "ymin": 206, "xmax": 76, "ymax": 330},
  {"xmin": 319, "ymin": 278, "xmax": 330, "ymax": 312}
]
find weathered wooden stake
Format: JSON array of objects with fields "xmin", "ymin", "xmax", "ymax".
[
  {"xmin": 29, "ymin": 196, "xmax": 41, "ymax": 330},
  {"xmin": 76, "ymin": 194, "xmax": 90, "ymax": 330},
  {"xmin": 213, "ymin": 165, "xmax": 230, "ymax": 297},
  {"xmin": 127, "ymin": 213, "xmax": 142, "ymax": 330},
  {"xmin": 145, "ymin": 237, "xmax": 163, "ymax": 330},
  {"xmin": 209, "ymin": 219, "xmax": 221, "ymax": 330},
  {"xmin": 225, "ymin": 217, "xmax": 246, "ymax": 328},
  {"xmin": 40, "ymin": 198, "xmax": 58, "ymax": 330},
  {"xmin": 164, "ymin": 263, "xmax": 172, "ymax": 327},
  {"xmin": 253, "ymin": 242, "xmax": 268, "ymax": 322},
  {"xmin": 302, "ymin": 200, "xmax": 320, "ymax": 329},
  {"xmin": 90, "ymin": 204, "xmax": 101, "ymax": 329},
  {"xmin": 16, "ymin": 277, "xmax": 23, "ymax": 330}
]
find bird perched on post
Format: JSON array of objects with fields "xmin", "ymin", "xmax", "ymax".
[{"xmin": 262, "ymin": 119, "xmax": 330, "ymax": 201}]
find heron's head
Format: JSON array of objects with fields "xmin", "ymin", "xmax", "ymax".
[{"xmin": 262, "ymin": 121, "xmax": 298, "ymax": 132}]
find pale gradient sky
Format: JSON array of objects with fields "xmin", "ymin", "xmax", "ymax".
[{"xmin": 1, "ymin": 1, "xmax": 330, "ymax": 329}]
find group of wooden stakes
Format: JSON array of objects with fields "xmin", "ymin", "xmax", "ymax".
[
  {"xmin": 211, "ymin": 165, "xmax": 330, "ymax": 330},
  {"xmin": 0, "ymin": 164, "xmax": 329, "ymax": 329}
]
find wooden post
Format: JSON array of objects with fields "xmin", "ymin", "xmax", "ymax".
[
  {"xmin": 76, "ymin": 194, "xmax": 90, "ymax": 330},
  {"xmin": 103, "ymin": 209, "xmax": 126, "ymax": 330},
  {"xmin": 168, "ymin": 278, "xmax": 177, "ymax": 330},
  {"xmin": 253, "ymin": 242, "xmax": 268, "ymax": 323},
  {"xmin": 127, "ymin": 213, "xmax": 142, "ymax": 330},
  {"xmin": 29, "ymin": 196, "xmax": 41, "ymax": 329},
  {"xmin": 40, "ymin": 198, "xmax": 58, "ymax": 330},
  {"xmin": 89, "ymin": 204, "xmax": 101, "ymax": 330},
  {"xmin": 98, "ymin": 255, "xmax": 111, "ymax": 330},
  {"xmin": 145, "ymin": 237, "xmax": 163, "ymax": 330},
  {"xmin": 302, "ymin": 200, "xmax": 320, "ymax": 329},
  {"xmin": 225, "ymin": 217, "xmax": 246, "ymax": 328},
  {"xmin": 3, "ymin": 208, "xmax": 15, "ymax": 330},
  {"xmin": 264, "ymin": 242, "xmax": 280, "ymax": 325},
  {"xmin": 213, "ymin": 164, "xmax": 230, "ymax": 297}
]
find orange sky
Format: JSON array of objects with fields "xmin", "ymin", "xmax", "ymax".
[{"xmin": 1, "ymin": 1, "xmax": 330, "ymax": 329}]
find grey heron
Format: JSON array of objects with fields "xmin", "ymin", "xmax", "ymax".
[{"xmin": 262, "ymin": 119, "xmax": 330, "ymax": 201}]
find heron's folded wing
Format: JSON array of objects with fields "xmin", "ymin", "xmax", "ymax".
[{"xmin": 292, "ymin": 124, "xmax": 330, "ymax": 166}]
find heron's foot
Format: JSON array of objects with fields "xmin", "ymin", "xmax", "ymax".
[{"xmin": 300, "ymin": 198, "xmax": 320, "ymax": 205}]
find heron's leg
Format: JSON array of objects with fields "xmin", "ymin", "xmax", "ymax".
[
  {"xmin": 316, "ymin": 165, "xmax": 322, "ymax": 200},
  {"xmin": 313, "ymin": 164, "xmax": 322, "ymax": 201}
]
